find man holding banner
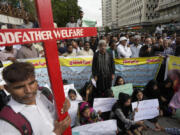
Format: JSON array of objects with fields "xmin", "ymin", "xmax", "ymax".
[
  {"xmin": 92, "ymin": 40, "xmax": 115, "ymax": 97},
  {"xmin": 0, "ymin": 62, "xmax": 71, "ymax": 135}
]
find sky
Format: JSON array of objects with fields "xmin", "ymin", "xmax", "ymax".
[{"xmin": 78, "ymin": 0, "xmax": 102, "ymax": 27}]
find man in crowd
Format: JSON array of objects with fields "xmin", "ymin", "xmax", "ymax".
[
  {"xmin": 161, "ymin": 39, "xmax": 174, "ymax": 57},
  {"xmin": 77, "ymin": 41, "xmax": 94, "ymax": 56},
  {"xmin": 72, "ymin": 40, "xmax": 80, "ymax": 54},
  {"xmin": 130, "ymin": 35, "xmax": 142, "ymax": 58},
  {"xmin": 21, "ymin": 17, "xmax": 33, "ymax": 29},
  {"xmin": 16, "ymin": 44, "xmax": 39, "ymax": 59},
  {"xmin": 66, "ymin": 16, "xmax": 77, "ymax": 28},
  {"xmin": 77, "ymin": 11, "xmax": 84, "ymax": 27},
  {"xmin": 117, "ymin": 37, "xmax": 132, "ymax": 58},
  {"xmin": 92, "ymin": 40, "xmax": 115, "ymax": 97},
  {"xmin": 144, "ymin": 37, "xmax": 153, "ymax": 46},
  {"xmin": 107, "ymin": 40, "xmax": 118, "ymax": 59},
  {"xmin": 0, "ymin": 46, "xmax": 17, "ymax": 62},
  {"xmin": 175, "ymin": 36, "xmax": 180, "ymax": 56},
  {"xmin": 0, "ymin": 62, "xmax": 71, "ymax": 135},
  {"xmin": 63, "ymin": 44, "xmax": 76, "ymax": 57},
  {"xmin": 90, "ymin": 36, "xmax": 98, "ymax": 53}
]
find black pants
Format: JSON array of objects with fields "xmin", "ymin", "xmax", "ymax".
[{"xmin": 94, "ymin": 74, "xmax": 112, "ymax": 98}]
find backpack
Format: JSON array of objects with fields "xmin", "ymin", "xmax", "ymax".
[
  {"xmin": 0, "ymin": 87, "xmax": 53, "ymax": 135},
  {"xmin": 0, "ymin": 90, "xmax": 10, "ymax": 111}
]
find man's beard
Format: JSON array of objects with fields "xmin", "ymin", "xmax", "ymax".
[{"xmin": 13, "ymin": 91, "xmax": 37, "ymax": 104}]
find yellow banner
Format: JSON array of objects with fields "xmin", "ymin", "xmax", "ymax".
[
  {"xmin": 114, "ymin": 57, "xmax": 163, "ymax": 65},
  {"xmin": 3, "ymin": 57, "xmax": 93, "ymax": 68},
  {"xmin": 3, "ymin": 56, "xmax": 163, "ymax": 69},
  {"xmin": 168, "ymin": 55, "xmax": 180, "ymax": 71}
]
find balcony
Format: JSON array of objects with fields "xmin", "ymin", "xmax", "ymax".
[{"xmin": 157, "ymin": 0, "xmax": 180, "ymax": 11}]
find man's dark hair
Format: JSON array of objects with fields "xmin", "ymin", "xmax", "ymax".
[
  {"xmin": 67, "ymin": 43, "xmax": 73, "ymax": 48},
  {"xmin": 79, "ymin": 11, "xmax": 83, "ymax": 14},
  {"xmin": 84, "ymin": 41, "xmax": 90, "ymax": 44},
  {"xmin": 68, "ymin": 89, "xmax": 76, "ymax": 95},
  {"xmin": 3, "ymin": 62, "xmax": 35, "ymax": 83}
]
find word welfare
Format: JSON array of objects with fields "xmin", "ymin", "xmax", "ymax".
[{"xmin": 0, "ymin": 28, "xmax": 84, "ymax": 45}]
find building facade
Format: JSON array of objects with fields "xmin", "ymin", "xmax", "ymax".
[
  {"xmin": 102, "ymin": 0, "xmax": 118, "ymax": 29},
  {"xmin": 117, "ymin": 0, "xmax": 159, "ymax": 28},
  {"xmin": 154, "ymin": 0, "xmax": 180, "ymax": 23}
]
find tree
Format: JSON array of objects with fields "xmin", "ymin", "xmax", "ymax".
[
  {"xmin": 52, "ymin": 0, "xmax": 81, "ymax": 27},
  {"xmin": 2, "ymin": 0, "xmax": 81, "ymax": 27},
  {"xmin": 105, "ymin": 26, "xmax": 110, "ymax": 34}
]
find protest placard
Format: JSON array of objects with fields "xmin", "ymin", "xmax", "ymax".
[
  {"xmin": 111, "ymin": 83, "xmax": 133, "ymax": 99},
  {"xmin": 72, "ymin": 120, "xmax": 117, "ymax": 135},
  {"xmin": 69, "ymin": 100, "xmax": 80, "ymax": 127},
  {"xmin": 2, "ymin": 57, "xmax": 162, "ymax": 89},
  {"xmin": 132, "ymin": 99, "xmax": 159, "ymax": 121},
  {"xmin": 0, "ymin": 68, "xmax": 5, "ymax": 85},
  {"xmin": 93, "ymin": 98, "xmax": 117, "ymax": 112}
]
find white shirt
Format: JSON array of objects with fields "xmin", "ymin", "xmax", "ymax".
[
  {"xmin": 130, "ymin": 44, "xmax": 142, "ymax": 58},
  {"xmin": 117, "ymin": 44, "xmax": 132, "ymax": 58},
  {"xmin": 0, "ymin": 91, "xmax": 57, "ymax": 135},
  {"xmin": 73, "ymin": 47, "xmax": 80, "ymax": 54},
  {"xmin": 66, "ymin": 22, "xmax": 78, "ymax": 27},
  {"xmin": 155, "ymin": 26, "xmax": 164, "ymax": 34},
  {"xmin": 77, "ymin": 19, "xmax": 83, "ymax": 27},
  {"xmin": 77, "ymin": 49, "xmax": 94, "ymax": 56}
]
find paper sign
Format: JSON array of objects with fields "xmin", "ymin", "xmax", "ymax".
[
  {"xmin": 0, "ymin": 68, "xmax": 5, "ymax": 86},
  {"xmin": 132, "ymin": 99, "xmax": 159, "ymax": 121},
  {"xmin": 170, "ymin": 90, "xmax": 180, "ymax": 109},
  {"xmin": 72, "ymin": 132, "xmax": 80, "ymax": 135},
  {"xmin": 91, "ymin": 78, "xmax": 96, "ymax": 88},
  {"xmin": 111, "ymin": 83, "xmax": 133, "ymax": 99},
  {"xmin": 72, "ymin": 120, "xmax": 117, "ymax": 135},
  {"xmin": 69, "ymin": 100, "xmax": 80, "ymax": 127},
  {"xmin": 63, "ymin": 84, "xmax": 83, "ymax": 101},
  {"xmin": 93, "ymin": 98, "xmax": 117, "ymax": 112}
]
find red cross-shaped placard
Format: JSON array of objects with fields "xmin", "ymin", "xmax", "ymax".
[{"xmin": 0, "ymin": 0, "xmax": 97, "ymax": 134}]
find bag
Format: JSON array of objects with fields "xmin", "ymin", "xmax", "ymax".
[
  {"xmin": 0, "ymin": 87, "xmax": 53, "ymax": 135},
  {"xmin": 0, "ymin": 90, "xmax": 10, "ymax": 111}
]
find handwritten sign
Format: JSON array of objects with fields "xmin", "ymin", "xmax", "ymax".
[
  {"xmin": 72, "ymin": 120, "xmax": 117, "ymax": 135},
  {"xmin": 93, "ymin": 98, "xmax": 117, "ymax": 112},
  {"xmin": 69, "ymin": 100, "xmax": 80, "ymax": 127},
  {"xmin": 132, "ymin": 99, "xmax": 159, "ymax": 121},
  {"xmin": 111, "ymin": 83, "xmax": 133, "ymax": 99}
]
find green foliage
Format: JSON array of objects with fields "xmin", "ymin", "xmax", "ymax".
[
  {"xmin": 52, "ymin": 0, "xmax": 81, "ymax": 27},
  {"xmin": 105, "ymin": 26, "xmax": 110, "ymax": 34},
  {"xmin": 3, "ymin": 0, "xmax": 81, "ymax": 27}
]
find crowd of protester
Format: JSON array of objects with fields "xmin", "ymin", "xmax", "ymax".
[{"xmin": 0, "ymin": 11, "xmax": 180, "ymax": 135}]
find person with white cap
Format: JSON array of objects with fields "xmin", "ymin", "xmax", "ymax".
[
  {"xmin": 117, "ymin": 37, "xmax": 132, "ymax": 58},
  {"xmin": 130, "ymin": 35, "xmax": 142, "ymax": 58}
]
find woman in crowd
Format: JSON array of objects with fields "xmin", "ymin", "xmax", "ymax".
[
  {"xmin": 144, "ymin": 80, "xmax": 174, "ymax": 117},
  {"xmin": 114, "ymin": 76, "xmax": 125, "ymax": 86},
  {"xmin": 110, "ymin": 93, "xmax": 144, "ymax": 135},
  {"xmin": 159, "ymin": 78, "xmax": 174, "ymax": 105},
  {"xmin": 132, "ymin": 89, "xmax": 162, "ymax": 131}
]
